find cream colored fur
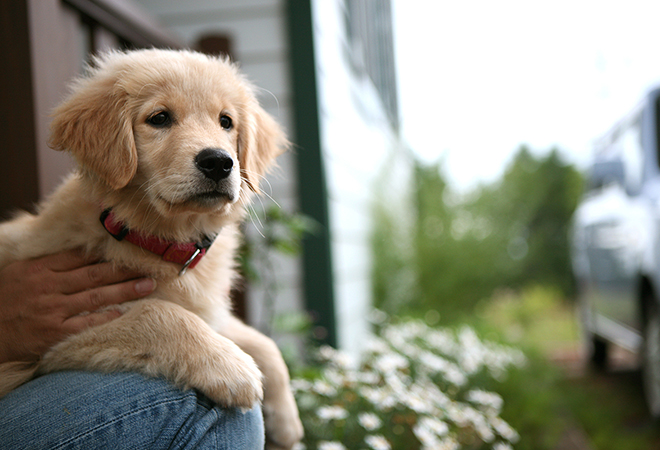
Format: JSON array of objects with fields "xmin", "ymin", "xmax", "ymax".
[{"xmin": 0, "ymin": 49, "xmax": 302, "ymax": 449}]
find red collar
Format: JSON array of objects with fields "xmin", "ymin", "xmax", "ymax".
[{"xmin": 100, "ymin": 209, "xmax": 215, "ymax": 275}]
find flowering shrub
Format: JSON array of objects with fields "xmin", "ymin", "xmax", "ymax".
[{"xmin": 291, "ymin": 318, "xmax": 526, "ymax": 450}]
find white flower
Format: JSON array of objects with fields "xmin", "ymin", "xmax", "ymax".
[
  {"xmin": 369, "ymin": 308, "xmax": 389, "ymax": 325},
  {"xmin": 400, "ymin": 391, "xmax": 432, "ymax": 414},
  {"xmin": 417, "ymin": 416, "xmax": 449, "ymax": 437},
  {"xmin": 360, "ymin": 386, "xmax": 397, "ymax": 410},
  {"xmin": 358, "ymin": 412, "xmax": 382, "ymax": 431},
  {"xmin": 413, "ymin": 423, "xmax": 439, "ymax": 447},
  {"xmin": 364, "ymin": 337, "xmax": 390, "ymax": 355},
  {"xmin": 414, "ymin": 379, "xmax": 450, "ymax": 410},
  {"xmin": 290, "ymin": 379, "xmax": 311, "ymax": 392},
  {"xmin": 317, "ymin": 346, "xmax": 355, "ymax": 369},
  {"xmin": 318, "ymin": 442, "xmax": 346, "ymax": 450},
  {"xmin": 317, "ymin": 405, "xmax": 348, "ymax": 421},
  {"xmin": 493, "ymin": 442, "xmax": 513, "ymax": 450},
  {"xmin": 374, "ymin": 353, "xmax": 409, "ymax": 373},
  {"xmin": 435, "ymin": 437, "xmax": 460, "ymax": 450},
  {"xmin": 357, "ymin": 370, "xmax": 381, "ymax": 385},
  {"xmin": 292, "ymin": 443, "xmax": 306, "ymax": 450},
  {"xmin": 490, "ymin": 417, "xmax": 520, "ymax": 443},
  {"xmin": 322, "ymin": 367, "xmax": 344, "ymax": 383},
  {"xmin": 318, "ymin": 345, "xmax": 343, "ymax": 364},
  {"xmin": 365, "ymin": 435, "xmax": 391, "ymax": 450},
  {"xmin": 468, "ymin": 410, "xmax": 495, "ymax": 443},
  {"xmin": 427, "ymin": 329, "xmax": 458, "ymax": 354},
  {"xmin": 418, "ymin": 351, "xmax": 450, "ymax": 372},
  {"xmin": 467, "ymin": 389, "xmax": 504, "ymax": 413},
  {"xmin": 334, "ymin": 351, "xmax": 354, "ymax": 369},
  {"xmin": 312, "ymin": 380, "xmax": 337, "ymax": 396},
  {"xmin": 479, "ymin": 418, "xmax": 496, "ymax": 441},
  {"xmin": 417, "ymin": 350, "xmax": 467, "ymax": 386}
]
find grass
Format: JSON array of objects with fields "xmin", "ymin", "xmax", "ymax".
[
  {"xmin": 475, "ymin": 285, "xmax": 581, "ymax": 356},
  {"xmin": 471, "ymin": 285, "xmax": 660, "ymax": 450},
  {"xmin": 560, "ymin": 371, "xmax": 658, "ymax": 450}
]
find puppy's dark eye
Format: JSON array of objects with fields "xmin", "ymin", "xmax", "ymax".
[
  {"xmin": 220, "ymin": 115, "xmax": 233, "ymax": 130},
  {"xmin": 147, "ymin": 111, "xmax": 172, "ymax": 128}
]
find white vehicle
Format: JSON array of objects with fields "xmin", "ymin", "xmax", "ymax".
[{"xmin": 571, "ymin": 88, "xmax": 660, "ymax": 417}]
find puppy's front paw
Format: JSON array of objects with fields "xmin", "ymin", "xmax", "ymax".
[
  {"xmin": 264, "ymin": 390, "xmax": 304, "ymax": 450},
  {"xmin": 190, "ymin": 341, "xmax": 264, "ymax": 409}
]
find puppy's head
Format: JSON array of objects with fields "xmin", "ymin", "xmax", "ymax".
[{"xmin": 49, "ymin": 49, "xmax": 285, "ymax": 219}]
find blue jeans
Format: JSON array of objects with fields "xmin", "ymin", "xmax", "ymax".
[{"xmin": 0, "ymin": 371, "xmax": 264, "ymax": 449}]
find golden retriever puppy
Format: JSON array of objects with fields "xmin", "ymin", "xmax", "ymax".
[{"xmin": 0, "ymin": 49, "xmax": 302, "ymax": 449}]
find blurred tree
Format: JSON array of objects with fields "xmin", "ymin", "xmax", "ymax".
[
  {"xmin": 371, "ymin": 153, "xmax": 418, "ymax": 315},
  {"xmin": 412, "ymin": 162, "xmax": 490, "ymax": 320},
  {"xmin": 412, "ymin": 161, "xmax": 454, "ymax": 315},
  {"xmin": 371, "ymin": 145, "xmax": 584, "ymax": 322},
  {"xmin": 470, "ymin": 146, "xmax": 584, "ymax": 296}
]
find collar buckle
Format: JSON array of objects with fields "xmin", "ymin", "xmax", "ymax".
[
  {"xmin": 179, "ymin": 247, "xmax": 203, "ymax": 276},
  {"xmin": 100, "ymin": 208, "xmax": 129, "ymax": 241}
]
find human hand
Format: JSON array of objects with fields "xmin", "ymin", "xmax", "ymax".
[{"xmin": 0, "ymin": 250, "xmax": 156, "ymax": 363}]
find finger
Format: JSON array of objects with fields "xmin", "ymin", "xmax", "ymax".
[
  {"xmin": 38, "ymin": 249, "xmax": 99, "ymax": 272},
  {"xmin": 64, "ymin": 277, "xmax": 156, "ymax": 317},
  {"xmin": 60, "ymin": 261, "xmax": 145, "ymax": 295},
  {"xmin": 61, "ymin": 309, "xmax": 123, "ymax": 335}
]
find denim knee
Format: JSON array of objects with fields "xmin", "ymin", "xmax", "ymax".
[{"xmin": 0, "ymin": 371, "xmax": 264, "ymax": 450}]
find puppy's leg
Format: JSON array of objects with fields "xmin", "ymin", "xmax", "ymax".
[
  {"xmin": 0, "ymin": 213, "xmax": 36, "ymax": 268},
  {"xmin": 38, "ymin": 299, "xmax": 263, "ymax": 408},
  {"xmin": 220, "ymin": 316, "xmax": 303, "ymax": 450},
  {"xmin": 0, "ymin": 361, "xmax": 39, "ymax": 397}
]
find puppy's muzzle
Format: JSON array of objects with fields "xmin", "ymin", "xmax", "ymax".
[{"xmin": 195, "ymin": 148, "xmax": 234, "ymax": 182}]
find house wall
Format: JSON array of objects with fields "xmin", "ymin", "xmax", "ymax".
[{"xmin": 311, "ymin": 0, "xmax": 399, "ymax": 355}]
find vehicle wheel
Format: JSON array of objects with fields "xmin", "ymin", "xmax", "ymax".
[
  {"xmin": 579, "ymin": 300, "xmax": 608, "ymax": 370},
  {"xmin": 589, "ymin": 335, "xmax": 609, "ymax": 370},
  {"xmin": 642, "ymin": 299, "xmax": 660, "ymax": 418}
]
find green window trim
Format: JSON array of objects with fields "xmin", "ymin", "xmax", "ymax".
[{"xmin": 286, "ymin": 0, "xmax": 337, "ymax": 347}]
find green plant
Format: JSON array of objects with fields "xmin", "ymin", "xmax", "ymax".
[
  {"xmin": 241, "ymin": 205, "xmax": 317, "ymax": 283},
  {"xmin": 240, "ymin": 205, "xmax": 317, "ymax": 337},
  {"xmin": 291, "ymin": 316, "xmax": 526, "ymax": 450}
]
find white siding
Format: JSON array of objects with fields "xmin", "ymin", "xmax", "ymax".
[{"xmin": 311, "ymin": 0, "xmax": 399, "ymax": 356}]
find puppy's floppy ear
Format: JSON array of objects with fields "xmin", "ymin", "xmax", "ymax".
[
  {"xmin": 49, "ymin": 65, "xmax": 137, "ymax": 190},
  {"xmin": 239, "ymin": 103, "xmax": 287, "ymax": 193}
]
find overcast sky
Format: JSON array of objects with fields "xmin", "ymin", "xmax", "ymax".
[{"xmin": 393, "ymin": 0, "xmax": 660, "ymax": 190}]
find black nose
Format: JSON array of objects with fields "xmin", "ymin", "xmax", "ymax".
[{"xmin": 194, "ymin": 149, "xmax": 234, "ymax": 182}]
